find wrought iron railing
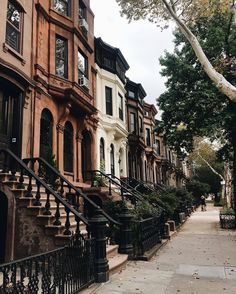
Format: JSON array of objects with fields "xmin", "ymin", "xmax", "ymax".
[
  {"xmin": 0, "ymin": 149, "xmax": 88, "ymax": 235},
  {"xmin": 23, "ymin": 157, "xmax": 121, "ymax": 228},
  {"xmin": 108, "ymin": 174, "xmax": 165, "ymax": 211},
  {"xmin": 133, "ymin": 215, "xmax": 163, "ymax": 257},
  {"xmin": 0, "ymin": 233, "xmax": 95, "ymax": 293},
  {"xmin": 86, "ymin": 170, "xmax": 148, "ymax": 207}
]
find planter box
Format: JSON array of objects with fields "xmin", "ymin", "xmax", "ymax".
[{"xmin": 219, "ymin": 213, "xmax": 236, "ymax": 229}]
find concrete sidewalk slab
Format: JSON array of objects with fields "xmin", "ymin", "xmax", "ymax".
[{"xmin": 95, "ymin": 204, "xmax": 236, "ymax": 294}]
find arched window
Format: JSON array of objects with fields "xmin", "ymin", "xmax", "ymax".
[
  {"xmin": 100, "ymin": 138, "xmax": 105, "ymax": 171},
  {"xmin": 64, "ymin": 121, "xmax": 73, "ymax": 172},
  {"xmin": 110, "ymin": 144, "xmax": 115, "ymax": 175},
  {"xmin": 40, "ymin": 108, "xmax": 53, "ymax": 159}
]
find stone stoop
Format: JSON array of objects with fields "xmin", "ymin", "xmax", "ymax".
[
  {"xmin": 0, "ymin": 172, "xmax": 90, "ymax": 250},
  {"xmin": 107, "ymin": 245, "xmax": 128, "ymax": 275},
  {"xmin": 80, "ymin": 245, "xmax": 128, "ymax": 294},
  {"xmin": 82, "ymin": 186, "xmax": 123, "ymax": 203}
]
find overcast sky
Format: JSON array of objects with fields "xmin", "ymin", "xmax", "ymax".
[{"xmin": 90, "ymin": 0, "xmax": 175, "ymax": 110}]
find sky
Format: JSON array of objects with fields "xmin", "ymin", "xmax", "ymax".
[{"xmin": 90, "ymin": 0, "xmax": 175, "ymax": 110}]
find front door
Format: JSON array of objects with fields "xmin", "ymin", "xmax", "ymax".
[
  {"xmin": 0, "ymin": 78, "xmax": 22, "ymax": 156},
  {"xmin": 0, "ymin": 192, "xmax": 8, "ymax": 264}
]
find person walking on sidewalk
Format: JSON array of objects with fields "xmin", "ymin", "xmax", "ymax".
[{"xmin": 200, "ymin": 195, "xmax": 206, "ymax": 211}]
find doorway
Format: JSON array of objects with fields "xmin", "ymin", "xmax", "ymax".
[
  {"xmin": 0, "ymin": 192, "xmax": 8, "ymax": 264},
  {"xmin": 0, "ymin": 78, "xmax": 23, "ymax": 156}
]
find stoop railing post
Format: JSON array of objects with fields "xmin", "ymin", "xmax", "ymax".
[
  {"xmin": 118, "ymin": 205, "xmax": 134, "ymax": 257},
  {"xmin": 89, "ymin": 208, "xmax": 109, "ymax": 283}
]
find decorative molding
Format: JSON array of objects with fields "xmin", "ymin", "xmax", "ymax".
[
  {"xmin": 58, "ymin": 103, "xmax": 72, "ymax": 126},
  {"xmin": 56, "ymin": 123, "xmax": 64, "ymax": 133}
]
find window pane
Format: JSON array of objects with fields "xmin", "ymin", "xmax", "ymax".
[
  {"xmin": 146, "ymin": 128, "xmax": 151, "ymax": 146},
  {"xmin": 119, "ymin": 93, "xmax": 123, "ymax": 120},
  {"xmin": 79, "ymin": 0, "xmax": 86, "ymax": 18},
  {"xmin": 130, "ymin": 113, "xmax": 136, "ymax": 133},
  {"xmin": 6, "ymin": 23, "xmax": 20, "ymax": 52},
  {"xmin": 7, "ymin": 2, "xmax": 21, "ymax": 29},
  {"xmin": 54, "ymin": 0, "xmax": 70, "ymax": 16},
  {"xmin": 78, "ymin": 51, "xmax": 86, "ymax": 77},
  {"xmin": 106, "ymin": 87, "xmax": 113, "ymax": 116},
  {"xmin": 55, "ymin": 36, "xmax": 67, "ymax": 78}
]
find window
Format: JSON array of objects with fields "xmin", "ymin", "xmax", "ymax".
[
  {"xmin": 146, "ymin": 128, "xmax": 151, "ymax": 146},
  {"xmin": 105, "ymin": 86, "xmax": 113, "ymax": 116},
  {"xmin": 139, "ymin": 116, "xmax": 143, "ymax": 134},
  {"xmin": 156, "ymin": 139, "xmax": 161, "ymax": 155},
  {"xmin": 128, "ymin": 90, "xmax": 135, "ymax": 99},
  {"xmin": 78, "ymin": 0, "xmax": 88, "ymax": 33},
  {"xmin": 79, "ymin": 0, "xmax": 86, "ymax": 19},
  {"xmin": 168, "ymin": 150, "xmax": 172, "ymax": 162},
  {"xmin": 64, "ymin": 121, "xmax": 73, "ymax": 172},
  {"xmin": 55, "ymin": 35, "xmax": 68, "ymax": 78},
  {"xmin": 6, "ymin": 1, "xmax": 23, "ymax": 53},
  {"xmin": 78, "ymin": 50, "xmax": 88, "ymax": 78},
  {"xmin": 118, "ymin": 93, "xmax": 123, "ymax": 120},
  {"xmin": 40, "ymin": 109, "xmax": 53, "ymax": 160},
  {"xmin": 100, "ymin": 138, "xmax": 105, "ymax": 170},
  {"xmin": 130, "ymin": 112, "xmax": 136, "ymax": 134},
  {"xmin": 110, "ymin": 144, "xmax": 115, "ymax": 175},
  {"xmin": 54, "ymin": 0, "xmax": 71, "ymax": 17}
]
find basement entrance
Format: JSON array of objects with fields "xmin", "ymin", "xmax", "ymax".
[{"xmin": 0, "ymin": 192, "xmax": 8, "ymax": 264}]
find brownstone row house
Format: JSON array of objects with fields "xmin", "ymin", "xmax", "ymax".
[
  {"xmin": 0, "ymin": 0, "xmax": 97, "ymax": 184},
  {"xmin": 0, "ymin": 0, "xmax": 191, "ymax": 273}
]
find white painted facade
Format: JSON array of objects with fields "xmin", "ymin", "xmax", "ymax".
[{"xmin": 95, "ymin": 65, "xmax": 128, "ymax": 178}]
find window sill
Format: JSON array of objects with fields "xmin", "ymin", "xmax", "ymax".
[
  {"xmin": 50, "ymin": 8, "xmax": 73, "ymax": 22},
  {"xmin": 3, "ymin": 43, "xmax": 26, "ymax": 66},
  {"xmin": 64, "ymin": 171, "xmax": 74, "ymax": 176}
]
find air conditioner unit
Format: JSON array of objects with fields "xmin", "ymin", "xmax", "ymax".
[
  {"xmin": 79, "ymin": 18, "xmax": 89, "ymax": 32},
  {"xmin": 79, "ymin": 75, "xmax": 90, "ymax": 90}
]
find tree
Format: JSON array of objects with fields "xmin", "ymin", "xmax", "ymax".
[
  {"xmin": 116, "ymin": 0, "xmax": 236, "ymax": 103},
  {"xmin": 156, "ymin": 13, "xmax": 236, "ymax": 208},
  {"xmin": 189, "ymin": 138, "xmax": 226, "ymax": 202}
]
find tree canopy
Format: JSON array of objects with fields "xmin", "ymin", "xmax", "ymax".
[
  {"xmin": 157, "ymin": 12, "xmax": 236, "ymax": 157},
  {"xmin": 116, "ymin": 0, "xmax": 236, "ymax": 102}
]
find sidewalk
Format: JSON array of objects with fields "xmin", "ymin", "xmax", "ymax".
[{"xmin": 95, "ymin": 203, "xmax": 236, "ymax": 294}]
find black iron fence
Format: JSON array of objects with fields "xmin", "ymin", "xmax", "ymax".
[
  {"xmin": 133, "ymin": 215, "xmax": 163, "ymax": 257},
  {"xmin": 0, "ymin": 234, "xmax": 95, "ymax": 294}
]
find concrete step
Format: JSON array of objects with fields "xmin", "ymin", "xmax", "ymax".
[{"xmin": 108, "ymin": 253, "xmax": 128, "ymax": 276}]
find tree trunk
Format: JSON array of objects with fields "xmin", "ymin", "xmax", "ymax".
[
  {"xmin": 232, "ymin": 129, "xmax": 236, "ymax": 214},
  {"xmin": 161, "ymin": 0, "xmax": 236, "ymax": 103}
]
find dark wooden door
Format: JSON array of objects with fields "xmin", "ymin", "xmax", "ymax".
[{"xmin": 0, "ymin": 80, "xmax": 22, "ymax": 156}]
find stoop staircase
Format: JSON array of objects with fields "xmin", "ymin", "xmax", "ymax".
[{"xmin": 0, "ymin": 149, "xmax": 130, "ymax": 292}]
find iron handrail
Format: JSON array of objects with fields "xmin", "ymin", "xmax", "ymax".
[
  {"xmin": 0, "ymin": 149, "xmax": 89, "ymax": 225},
  {"xmin": 87, "ymin": 170, "xmax": 140, "ymax": 203},
  {"xmin": 110, "ymin": 174, "xmax": 165, "ymax": 211},
  {"xmin": 121, "ymin": 177, "xmax": 153, "ymax": 193},
  {"xmin": 23, "ymin": 157, "xmax": 121, "ymax": 226},
  {"xmin": 107, "ymin": 173, "xmax": 148, "ymax": 202},
  {"xmin": 119, "ymin": 176, "xmax": 167, "ymax": 212},
  {"xmin": 87, "ymin": 170, "xmax": 164, "ymax": 212}
]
